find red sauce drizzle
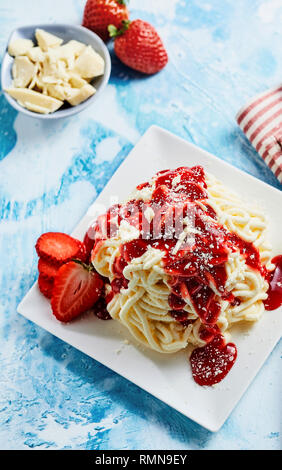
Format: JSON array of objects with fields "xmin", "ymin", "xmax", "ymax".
[
  {"xmin": 190, "ymin": 334, "xmax": 237, "ymax": 386},
  {"xmin": 87, "ymin": 166, "xmax": 281, "ymax": 386},
  {"xmin": 264, "ymin": 255, "xmax": 282, "ymax": 310},
  {"xmin": 92, "ymin": 287, "xmax": 112, "ymax": 321}
]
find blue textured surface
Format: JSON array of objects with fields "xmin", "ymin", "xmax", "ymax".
[{"xmin": 0, "ymin": 0, "xmax": 281, "ymax": 450}]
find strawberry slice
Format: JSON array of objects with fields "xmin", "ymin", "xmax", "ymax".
[
  {"xmin": 36, "ymin": 232, "xmax": 86, "ymax": 265},
  {"xmin": 38, "ymin": 258, "xmax": 59, "ymax": 281},
  {"xmin": 51, "ymin": 261, "xmax": 104, "ymax": 322},
  {"xmin": 38, "ymin": 274, "xmax": 54, "ymax": 299}
]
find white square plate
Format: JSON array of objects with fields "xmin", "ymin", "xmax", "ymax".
[{"xmin": 18, "ymin": 125, "xmax": 282, "ymax": 431}]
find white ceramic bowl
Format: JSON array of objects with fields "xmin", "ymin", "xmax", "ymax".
[{"xmin": 1, "ymin": 24, "xmax": 111, "ymax": 119}]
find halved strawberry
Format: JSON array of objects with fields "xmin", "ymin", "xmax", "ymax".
[
  {"xmin": 38, "ymin": 274, "xmax": 54, "ymax": 299},
  {"xmin": 38, "ymin": 258, "xmax": 59, "ymax": 281},
  {"xmin": 36, "ymin": 232, "xmax": 86, "ymax": 265},
  {"xmin": 51, "ymin": 261, "xmax": 104, "ymax": 322}
]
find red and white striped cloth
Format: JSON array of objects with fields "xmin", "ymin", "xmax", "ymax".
[{"xmin": 236, "ymin": 85, "xmax": 282, "ymax": 184}]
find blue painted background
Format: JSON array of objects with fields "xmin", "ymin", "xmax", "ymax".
[{"xmin": 0, "ymin": 0, "xmax": 281, "ymax": 450}]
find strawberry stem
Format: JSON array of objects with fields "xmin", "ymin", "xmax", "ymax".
[
  {"xmin": 72, "ymin": 258, "xmax": 94, "ymax": 272},
  {"xmin": 108, "ymin": 20, "xmax": 131, "ymax": 38},
  {"xmin": 116, "ymin": 0, "xmax": 128, "ymax": 5}
]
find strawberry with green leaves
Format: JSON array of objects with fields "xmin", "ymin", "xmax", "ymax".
[
  {"xmin": 108, "ymin": 19, "xmax": 168, "ymax": 74},
  {"xmin": 82, "ymin": 0, "xmax": 129, "ymax": 42}
]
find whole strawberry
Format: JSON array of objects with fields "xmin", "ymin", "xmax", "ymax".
[
  {"xmin": 82, "ymin": 0, "xmax": 129, "ymax": 42},
  {"xmin": 109, "ymin": 20, "xmax": 168, "ymax": 74}
]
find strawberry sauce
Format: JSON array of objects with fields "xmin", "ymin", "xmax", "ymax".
[
  {"xmin": 88, "ymin": 166, "xmax": 281, "ymax": 386},
  {"xmin": 93, "ymin": 296, "xmax": 112, "ymax": 320},
  {"xmin": 190, "ymin": 334, "xmax": 237, "ymax": 386},
  {"xmin": 264, "ymin": 255, "xmax": 282, "ymax": 311}
]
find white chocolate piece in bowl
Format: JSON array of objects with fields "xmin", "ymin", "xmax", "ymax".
[
  {"xmin": 35, "ymin": 28, "xmax": 63, "ymax": 51},
  {"xmin": 5, "ymin": 87, "xmax": 63, "ymax": 113},
  {"xmin": 66, "ymin": 84, "xmax": 96, "ymax": 106},
  {"xmin": 73, "ymin": 45, "xmax": 105, "ymax": 78},
  {"xmin": 12, "ymin": 56, "xmax": 37, "ymax": 88},
  {"xmin": 8, "ymin": 38, "xmax": 34, "ymax": 56}
]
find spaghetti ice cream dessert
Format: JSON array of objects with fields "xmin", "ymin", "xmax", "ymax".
[
  {"xmin": 35, "ymin": 165, "xmax": 282, "ymax": 387},
  {"xmin": 90, "ymin": 165, "xmax": 281, "ymax": 385}
]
